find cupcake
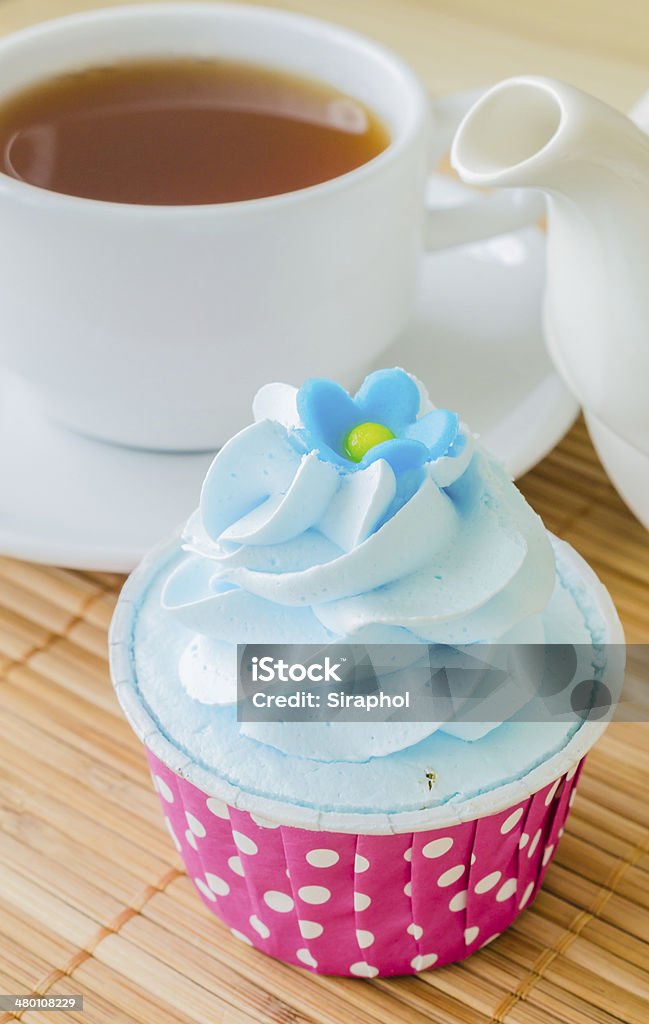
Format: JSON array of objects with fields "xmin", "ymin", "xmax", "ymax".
[{"xmin": 110, "ymin": 368, "xmax": 623, "ymax": 976}]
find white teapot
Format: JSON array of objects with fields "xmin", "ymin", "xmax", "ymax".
[{"xmin": 452, "ymin": 76, "xmax": 649, "ymax": 527}]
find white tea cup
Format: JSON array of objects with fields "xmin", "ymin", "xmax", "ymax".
[{"xmin": 0, "ymin": 4, "xmax": 542, "ymax": 450}]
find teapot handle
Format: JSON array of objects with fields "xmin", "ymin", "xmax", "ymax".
[{"xmin": 423, "ymin": 87, "xmax": 545, "ymax": 251}]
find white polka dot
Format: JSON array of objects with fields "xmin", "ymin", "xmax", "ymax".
[
  {"xmin": 354, "ymin": 892, "xmax": 371, "ymax": 912},
  {"xmin": 449, "ymin": 889, "xmax": 468, "ymax": 913},
  {"xmin": 299, "ymin": 920, "xmax": 323, "ymax": 939},
  {"xmin": 296, "ymin": 948, "xmax": 318, "ymax": 968},
  {"xmin": 519, "ymin": 832, "xmax": 530, "ymax": 850},
  {"xmin": 228, "ymin": 855, "xmax": 244, "ymax": 877},
  {"xmin": 164, "ymin": 817, "xmax": 181, "ymax": 852},
  {"xmin": 403, "ymin": 847, "xmax": 412, "ymax": 862},
  {"xmin": 206, "ymin": 796, "xmax": 230, "ymax": 819},
  {"xmin": 250, "ymin": 813, "xmax": 280, "ymax": 828},
  {"xmin": 501, "ymin": 807, "xmax": 524, "ymax": 834},
  {"xmin": 350, "ymin": 961, "xmax": 379, "ymax": 978},
  {"xmin": 474, "ymin": 870, "xmax": 501, "ymax": 894},
  {"xmin": 249, "ymin": 915, "xmax": 270, "ymax": 938},
  {"xmin": 298, "ymin": 885, "xmax": 331, "ymax": 905},
  {"xmin": 411, "ymin": 953, "xmax": 438, "ymax": 971},
  {"xmin": 569, "ymin": 790, "xmax": 577, "ymax": 809},
  {"xmin": 464, "ymin": 926, "xmax": 480, "ymax": 945},
  {"xmin": 422, "ymin": 836, "xmax": 453, "ymax": 859},
  {"xmin": 470, "ymin": 852, "xmax": 477, "ymax": 865},
  {"xmin": 403, "ymin": 881, "xmax": 412, "ymax": 897},
  {"xmin": 558, "ymin": 826, "xmax": 565, "ymax": 839},
  {"xmin": 205, "ymin": 873, "xmax": 230, "ymax": 896},
  {"xmin": 480, "ymin": 933, "xmax": 501, "ymax": 948},
  {"xmin": 185, "ymin": 812, "xmax": 206, "ymax": 838},
  {"xmin": 306, "ymin": 848, "xmax": 339, "ymax": 868},
  {"xmin": 545, "ymin": 779, "xmax": 561, "ymax": 805},
  {"xmin": 528, "ymin": 829, "xmax": 542, "ymax": 859},
  {"xmin": 185, "ymin": 829, "xmax": 198, "ymax": 851},
  {"xmin": 407, "ymin": 923, "xmax": 423, "ymax": 940},
  {"xmin": 566, "ymin": 763, "xmax": 579, "ymax": 781},
  {"xmin": 542, "ymin": 843, "xmax": 555, "ymax": 867},
  {"xmin": 356, "ymin": 929, "xmax": 375, "ymax": 949},
  {"xmin": 519, "ymin": 882, "xmax": 535, "ymax": 909},
  {"xmin": 496, "ymin": 878, "xmax": 517, "ymax": 902},
  {"xmin": 355, "ymin": 854, "xmax": 370, "ymax": 873},
  {"xmin": 233, "ymin": 831, "xmax": 258, "ymax": 856},
  {"xmin": 154, "ymin": 776, "xmax": 174, "ymax": 803},
  {"xmin": 231, "ymin": 928, "xmax": 252, "ymax": 946},
  {"xmin": 194, "ymin": 877, "xmax": 216, "ymax": 902},
  {"xmin": 264, "ymin": 890, "xmax": 294, "ymax": 913},
  {"xmin": 437, "ymin": 864, "xmax": 465, "ymax": 888}
]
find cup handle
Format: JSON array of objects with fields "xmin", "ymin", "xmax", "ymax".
[{"xmin": 423, "ymin": 87, "xmax": 546, "ymax": 251}]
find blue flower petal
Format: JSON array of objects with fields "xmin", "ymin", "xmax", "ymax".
[
  {"xmin": 359, "ymin": 437, "xmax": 428, "ymax": 474},
  {"xmin": 354, "ymin": 368, "xmax": 421, "ymax": 431},
  {"xmin": 447, "ymin": 433, "xmax": 467, "ymax": 457},
  {"xmin": 297, "ymin": 378, "xmax": 360, "ymax": 467},
  {"xmin": 404, "ymin": 409, "xmax": 459, "ymax": 458},
  {"xmin": 356, "ymin": 444, "xmax": 427, "ymax": 528},
  {"xmin": 392, "ymin": 465, "xmax": 426, "ymax": 515},
  {"xmin": 359, "ymin": 438, "xmax": 428, "ymax": 525}
]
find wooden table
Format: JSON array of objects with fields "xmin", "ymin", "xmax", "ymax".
[{"xmin": 0, "ymin": 2, "xmax": 648, "ymax": 1023}]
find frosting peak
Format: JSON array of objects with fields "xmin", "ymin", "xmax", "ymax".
[{"xmin": 162, "ymin": 368, "xmax": 556, "ymax": 761}]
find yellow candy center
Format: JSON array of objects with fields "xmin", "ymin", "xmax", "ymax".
[{"xmin": 343, "ymin": 421, "xmax": 395, "ymax": 462}]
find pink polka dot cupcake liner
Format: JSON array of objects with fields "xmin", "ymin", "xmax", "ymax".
[
  {"xmin": 146, "ymin": 747, "xmax": 585, "ymax": 976},
  {"xmin": 110, "ymin": 537, "xmax": 621, "ymax": 977}
]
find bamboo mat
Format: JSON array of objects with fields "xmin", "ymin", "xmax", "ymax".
[{"xmin": 0, "ymin": 416, "xmax": 647, "ymax": 1024}]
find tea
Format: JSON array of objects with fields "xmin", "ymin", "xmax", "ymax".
[{"xmin": 0, "ymin": 58, "xmax": 390, "ymax": 205}]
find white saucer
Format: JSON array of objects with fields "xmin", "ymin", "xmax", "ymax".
[{"xmin": 0, "ymin": 178, "xmax": 577, "ymax": 571}]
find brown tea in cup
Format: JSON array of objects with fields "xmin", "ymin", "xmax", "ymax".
[{"xmin": 0, "ymin": 57, "xmax": 390, "ymax": 205}]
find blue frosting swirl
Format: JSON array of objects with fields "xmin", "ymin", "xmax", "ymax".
[{"xmin": 162, "ymin": 368, "xmax": 556, "ymax": 762}]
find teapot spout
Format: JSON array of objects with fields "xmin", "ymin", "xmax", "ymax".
[
  {"xmin": 452, "ymin": 78, "xmax": 562, "ymax": 188},
  {"xmin": 451, "ymin": 76, "xmax": 647, "ymax": 193},
  {"xmin": 452, "ymin": 76, "xmax": 649, "ymax": 459}
]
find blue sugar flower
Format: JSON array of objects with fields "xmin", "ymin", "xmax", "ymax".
[{"xmin": 296, "ymin": 368, "xmax": 460, "ymax": 478}]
